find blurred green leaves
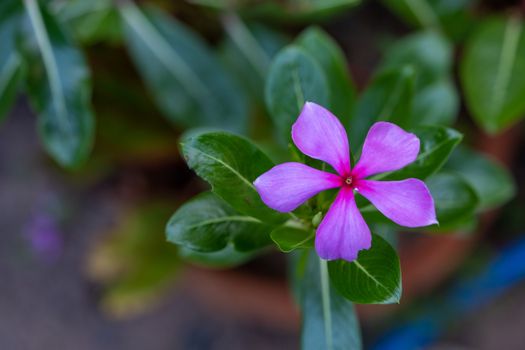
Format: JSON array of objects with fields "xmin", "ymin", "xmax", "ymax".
[
  {"xmin": 191, "ymin": 0, "xmax": 361, "ymax": 22},
  {"xmin": 461, "ymin": 16, "xmax": 525, "ymax": 134},
  {"xmin": 87, "ymin": 201, "xmax": 180, "ymax": 318},
  {"xmin": 0, "ymin": 1, "xmax": 23, "ymax": 122},
  {"xmin": 21, "ymin": 0, "xmax": 94, "ymax": 168},
  {"xmin": 120, "ymin": 4, "xmax": 248, "ymax": 133},
  {"xmin": 381, "ymin": 0, "xmax": 474, "ymax": 40},
  {"xmin": 446, "ymin": 146, "xmax": 516, "ymax": 211}
]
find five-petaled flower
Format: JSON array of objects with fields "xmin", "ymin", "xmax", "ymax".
[{"xmin": 254, "ymin": 102, "xmax": 437, "ymax": 262}]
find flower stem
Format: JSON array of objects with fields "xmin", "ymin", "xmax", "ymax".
[{"xmin": 319, "ymin": 258, "xmax": 333, "ymax": 350}]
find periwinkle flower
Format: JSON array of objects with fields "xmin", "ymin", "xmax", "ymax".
[{"xmin": 254, "ymin": 102, "xmax": 437, "ymax": 262}]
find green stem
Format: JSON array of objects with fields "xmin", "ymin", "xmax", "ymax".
[{"xmin": 319, "ymin": 258, "xmax": 333, "ymax": 350}]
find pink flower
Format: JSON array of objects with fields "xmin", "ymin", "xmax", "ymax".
[{"xmin": 254, "ymin": 102, "xmax": 437, "ymax": 262}]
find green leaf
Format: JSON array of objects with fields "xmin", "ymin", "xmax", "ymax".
[
  {"xmin": 265, "ymin": 46, "xmax": 329, "ymax": 141},
  {"xmin": 427, "ymin": 171, "xmax": 479, "ymax": 226},
  {"xmin": 166, "ymin": 192, "xmax": 273, "ymax": 253},
  {"xmin": 120, "ymin": 4, "xmax": 248, "ymax": 132},
  {"xmin": 461, "ymin": 16, "xmax": 525, "ymax": 133},
  {"xmin": 20, "ymin": 0, "xmax": 94, "ymax": 168},
  {"xmin": 350, "ymin": 66, "xmax": 415, "ymax": 149},
  {"xmin": 192, "ymin": 0, "xmax": 360, "ymax": 22},
  {"xmin": 446, "ymin": 146, "xmax": 516, "ymax": 211},
  {"xmin": 270, "ymin": 225, "xmax": 314, "ymax": 252},
  {"xmin": 380, "ymin": 30, "xmax": 451, "ymax": 84},
  {"xmin": 296, "ymin": 27, "xmax": 355, "ymax": 123},
  {"xmin": 220, "ymin": 16, "xmax": 287, "ymax": 104},
  {"xmin": 293, "ymin": 251, "xmax": 363, "ymax": 350},
  {"xmin": 381, "ymin": 0, "xmax": 474, "ymax": 40},
  {"xmin": 181, "ymin": 131, "xmax": 288, "ymax": 224},
  {"xmin": 379, "ymin": 30, "xmax": 458, "ymax": 126},
  {"xmin": 412, "ymin": 77, "xmax": 458, "ymax": 125},
  {"xmin": 328, "ymin": 234, "xmax": 401, "ymax": 304},
  {"xmin": 51, "ymin": 0, "xmax": 122, "ymax": 45},
  {"xmin": 0, "ymin": 1, "xmax": 23, "ymax": 122},
  {"xmin": 376, "ymin": 125, "xmax": 462, "ymax": 181}
]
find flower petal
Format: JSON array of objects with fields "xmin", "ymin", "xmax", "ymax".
[
  {"xmin": 357, "ymin": 179, "xmax": 437, "ymax": 227},
  {"xmin": 353, "ymin": 121, "xmax": 420, "ymax": 178},
  {"xmin": 254, "ymin": 162, "xmax": 341, "ymax": 212},
  {"xmin": 315, "ymin": 188, "xmax": 372, "ymax": 261},
  {"xmin": 292, "ymin": 102, "xmax": 351, "ymax": 176}
]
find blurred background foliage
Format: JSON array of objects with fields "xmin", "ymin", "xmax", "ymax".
[{"xmin": 1, "ymin": 0, "xmax": 524, "ymax": 348}]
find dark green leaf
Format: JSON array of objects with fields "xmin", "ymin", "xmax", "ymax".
[
  {"xmin": 328, "ymin": 234, "xmax": 401, "ymax": 304},
  {"xmin": 292, "ymin": 250, "xmax": 363, "ymax": 350},
  {"xmin": 461, "ymin": 16, "xmax": 525, "ymax": 133},
  {"xmin": 376, "ymin": 125, "xmax": 462, "ymax": 181},
  {"xmin": 265, "ymin": 46, "xmax": 329, "ymax": 141},
  {"xmin": 350, "ymin": 66, "xmax": 415, "ymax": 149},
  {"xmin": 120, "ymin": 4, "xmax": 247, "ymax": 132},
  {"xmin": 427, "ymin": 171, "xmax": 479, "ymax": 226},
  {"xmin": 166, "ymin": 192, "xmax": 272, "ymax": 252},
  {"xmin": 181, "ymin": 131, "xmax": 288, "ymax": 224},
  {"xmin": 296, "ymin": 27, "xmax": 355, "ymax": 123},
  {"xmin": 0, "ymin": 0, "xmax": 23, "ymax": 122},
  {"xmin": 20, "ymin": 0, "xmax": 94, "ymax": 168},
  {"xmin": 446, "ymin": 146, "xmax": 516, "ymax": 210},
  {"xmin": 270, "ymin": 225, "xmax": 314, "ymax": 252}
]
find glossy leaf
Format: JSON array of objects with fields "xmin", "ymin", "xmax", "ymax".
[
  {"xmin": 20, "ymin": 0, "xmax": 94, "ymax": 168},
  {"xmin": 166, "ymin": 192, "xmax": 273, "ymax": 253},
  {"xmin": 0, "ymin": 0, "xmax": 23, "ymax": 122},
  {"xmin": 376, "ymin": 125, "xmax": 462, "ymax": 181},
  {"xmin": 270, "ymin": 225, "xmax": 314, "ymax": 252},
  {"xmin": 293, "ymin": 250, "xmax": 363, "ymax": 350},
  {"xmin": 446, "ymin": 146, "xmax": 516, "ymax": 211},
  {"xmin": 350, "ymin": 66, "xmax": 415, "ymax": 149},
  {"xmin": 296, "ymin": 27, "xmax": 355, "ymax": 123},
  {"xmin": 427, "ymin": 172, "xmax": 479, "ymax": 225},
  {"xmin": 328, "ymin": 234, "xmax": 401, "ymax": 304},
  {"xmin": 120, "ymin": 4, "xmax": 248, "ymax": 132},
  {"xmin": 461, "ymin": 16, "xmax": 525, "ymax": 133},
  {"xmin": 265, "ymin": 46, "xmax": 329, "ymax": 141},
  {"xmin": 181, "ymin": 131, "xmax": 288, "ymax": 224}
]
